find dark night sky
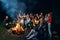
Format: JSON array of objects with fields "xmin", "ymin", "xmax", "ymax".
[
  {"xmin": 0, "ymin": 0, "xmax": 60, "ymax": 24},
  {"xmin": 0, "ymin": 0, "xmax": 60, "ymax": 14}
]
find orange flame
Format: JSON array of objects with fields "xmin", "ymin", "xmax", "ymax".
[{"xmin": 12, "ymin": 22, "xmax": 24, "ymax": 34}]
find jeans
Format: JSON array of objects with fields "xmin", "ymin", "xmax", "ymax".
[
  {"xmin": 26, "ymin": 29, "xmax": 38, "ymax": 40},
  {"xmin": 48, "ymin": 23, "xmax": 52, "ymax": 37}
]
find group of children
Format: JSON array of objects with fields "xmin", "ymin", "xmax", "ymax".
[
  {"xmin": 4, "ymin": 12, "xmax": 52, "ymax": 40},
  {"xmin": 14, "ymin": 12, "xmax": 52, "ymax": 40}
]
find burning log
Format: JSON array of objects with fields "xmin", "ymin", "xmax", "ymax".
[{"xmin": 12, "ymin": 22, "xmax": 24, "ymax": 35}]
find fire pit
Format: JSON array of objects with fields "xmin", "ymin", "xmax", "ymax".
[{"xmin": 11, "ymin": 22, "xmax": 24, "ymax": 35}]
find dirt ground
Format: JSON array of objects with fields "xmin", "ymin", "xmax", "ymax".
[{"xmin": 0, "ymin": 26, "xmax": 60, "ymax": 40}]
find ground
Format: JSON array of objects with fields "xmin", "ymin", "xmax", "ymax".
[{"xmin": 0, "ymin": 21, "xmax": 60, "ymax": 40}]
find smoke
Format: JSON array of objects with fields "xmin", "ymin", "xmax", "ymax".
[{"xmin": 0, "ymin": 0, "xmax": 26, "ymax": 18}]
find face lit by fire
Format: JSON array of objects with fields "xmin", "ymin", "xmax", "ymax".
[
  {"xmin": 20, "ymin": 18, "xmax": 24, "ymax": 24},
  {"xmin": 6, "ymin": 16, "xmax": 8, "ymax": 19}
]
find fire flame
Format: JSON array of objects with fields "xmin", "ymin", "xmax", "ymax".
[{"xmin": 12, "ymin": 22, "xmax": 24, "ymax": 34}]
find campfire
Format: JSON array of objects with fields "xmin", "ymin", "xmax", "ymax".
[{"xmin": 12, "ymin": 22, "xmax": 24, "ymax": 35}]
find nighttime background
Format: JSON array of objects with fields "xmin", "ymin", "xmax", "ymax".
[{"xmin": 0, "ymin": 0, "xmax": 60, "ymax": 40}]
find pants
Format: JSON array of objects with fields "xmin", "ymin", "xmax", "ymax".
[
  {"xmin": 48, "ymin": 23, "xmax": 52, "ymax": 37},
  {"xmin": 26, "ymin": 29, "xmax": 38, "ymax": 40}
]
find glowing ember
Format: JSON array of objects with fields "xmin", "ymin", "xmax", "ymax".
[{"xmin": 12, "ymin": 22, "xmax": 24, "ymax": 34}]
